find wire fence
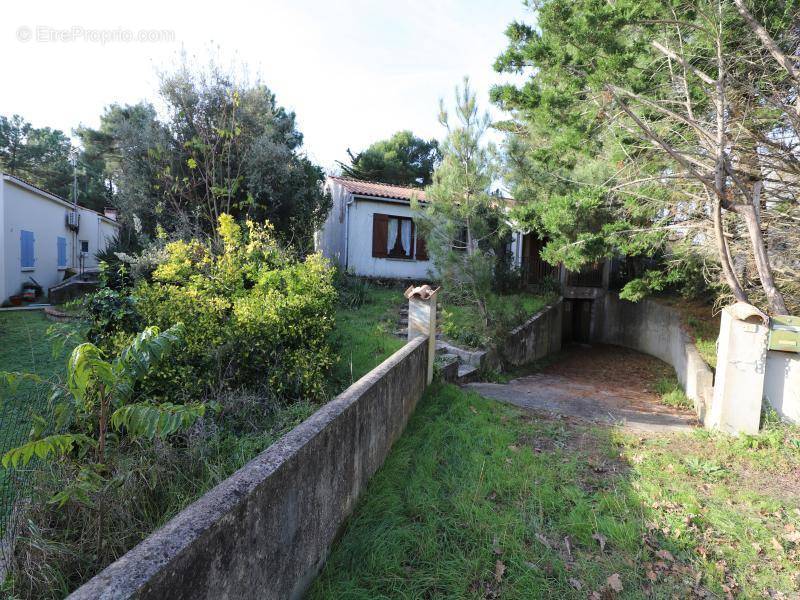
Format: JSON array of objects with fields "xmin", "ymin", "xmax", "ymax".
[{"xmin": 0, "ymin": 309, "xmax": 70, "ymax": 571}]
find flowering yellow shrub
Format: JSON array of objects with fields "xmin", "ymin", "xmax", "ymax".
[{"xmin": 135, "ymin": 215, "xmax": 336, "ymax": 401}]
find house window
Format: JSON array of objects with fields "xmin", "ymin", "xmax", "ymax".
[
  {"xmin": 79, "ymin": 240, "xmax": 89, "ymax": 254},
  {"xmin": 57, "ymin": 236, "xmax": 67, "ymax": 268},
  {"xmin": 20, "ymin": 230, "xmax": 35, "ymax": 270},
  {"xmin": 371, "ymin": 213, "xmax": 428, "ymax": 260}
]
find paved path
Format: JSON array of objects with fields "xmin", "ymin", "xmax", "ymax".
[{"xmin": 467, "ymin": 344, "xmax": 698, "ymax": 433}]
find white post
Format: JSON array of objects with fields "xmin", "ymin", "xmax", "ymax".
[
  {"xmin": 405, "ymin": 285, "xmax": 438, "ymax": 385},
  {"xmin": 707, "ymin": 303, "xmax": 769, "ymax": 435}
]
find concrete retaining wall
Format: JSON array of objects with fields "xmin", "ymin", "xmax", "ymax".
[
  {"xmin": 598, "ymin": 294, "xmax": 714, "ymax": 421},
  {"xmin": 69, "ymin": 335, "xmax": 429, "ymax": 600},
  {"xmin": 503, "ymin": 300, "xmax": 563, "ymax": 367}
]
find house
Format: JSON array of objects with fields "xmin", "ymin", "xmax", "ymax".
[
  {"xmin": 0, "ymin": 173, "xmax": 120, "ymax": 304},
  {"xmin": 315, "ymin": 176, "xmax": 611, "ymax": 338},
  {"xmin": 315, "ymin": 176, "xmax": 433, "ymax": 279}
]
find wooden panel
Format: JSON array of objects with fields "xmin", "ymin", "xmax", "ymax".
[{"xmin": 372, "ymin": 213, "xmax": 388, "ymax": 258}]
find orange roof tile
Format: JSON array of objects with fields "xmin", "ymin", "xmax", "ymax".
[{"xmin": 329, "ymin": 176, "xmax": 426, "ymax": 202}]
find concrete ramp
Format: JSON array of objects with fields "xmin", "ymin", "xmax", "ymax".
[{"xmin": 467, "ymin": 344, "xmax": 697, "ymax": 433}]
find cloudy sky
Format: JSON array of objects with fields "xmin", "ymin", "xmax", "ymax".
[{"xmin": 1, "ymin": 0, "xmax": 531, "ymax": 172}]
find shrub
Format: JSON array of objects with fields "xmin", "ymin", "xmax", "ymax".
[{"xmin": 133, "ymin": 215, "xmax": 337, "ymax": 401}]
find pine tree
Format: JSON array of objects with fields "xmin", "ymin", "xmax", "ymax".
[{"xmin": 416, "ymin": 78, "xmax": 502, "ymax": 325}]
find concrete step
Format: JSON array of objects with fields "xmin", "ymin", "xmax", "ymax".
[
  {"xmin": 435, "ymin": 340, "xmax": 486, "ymax": 368},
  {"xmin": 436, "ymin": 353, "xmax": 460, "ymax": 383},
  {"xmin": 456, "ymin": 363, "xmax": 480, "ymax": 384}
]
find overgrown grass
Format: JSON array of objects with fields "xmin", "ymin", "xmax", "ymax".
[
  {"xmin": 685, "ymin": 315, "xmax": 719, "ymax": 369},
  {"xmin": 311, "ymin": 383, "xmax": 800, "ymax": 598},
  {"xmin": 441, "ymin": 292, "xmax": 552, "ymax": 348},
  {"xmin": 6, "ymin": 392, "xmax": 318, "ymax": 598},
  {"xmin": 330, "ymin": 285, "xmax": 405, "ymax": 391},
  {"xmin": 3, "ymin": 284, "xmax": 405, "ymax": 597}
]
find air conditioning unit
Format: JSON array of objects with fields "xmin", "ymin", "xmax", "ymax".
[{"xmin": 66, "ymin": 211, "xmax": 80, "ymax": 230}]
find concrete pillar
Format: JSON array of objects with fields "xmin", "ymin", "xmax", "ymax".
[
  {"xmin": 707, "ymin": 303, "xmax": 769, "ymax": 435},
  {"xmin": 405, "ymin": 285, "xmax": 438, "ymax": 385}
]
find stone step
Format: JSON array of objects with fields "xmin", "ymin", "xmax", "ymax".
[
  {"xmin": 436, "ymin": 353, "xmax": 460, "ymax": 383},
  {"xmin": 456, "ymin": 363, "xmax": 480, "ymax": 384},
  {"xmin": 435, "ymin": 340, "xmax": 486, "ymax": 368}
]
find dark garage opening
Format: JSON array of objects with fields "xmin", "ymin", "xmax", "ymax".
[{"xmin": 563, "ymin": 299, "xmax": 593, "ymax": 343}]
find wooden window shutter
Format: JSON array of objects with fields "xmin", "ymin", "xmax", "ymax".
[
  {"xmin": 415, "ymin": 227, "xmax": 428, "ymax": 261},
  {"xmin": 372, "ymin": 213, "xmax": 389, "ymax": 257}
]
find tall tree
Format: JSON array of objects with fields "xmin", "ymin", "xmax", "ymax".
[
  {"xmin": 416, "ymin": 79, "xmax": 502, "ymax": 325},
  {"xmin": 77, "ymin": 103, "xmax": 169, "ymax": 235},
  {"xmin": 78, "ymin": 60, "xmax": 330, "ymax": 249},
  {"xmin": 493, "ymin": 0, "xmax": 799, "ymax": 314},
  {"xmin": 339, "ymin": 130, "xmax": 440, "ymax": 186},
  {"xmin": 0, "ymin": 115, "xmax": 91, "ymax": 204}
]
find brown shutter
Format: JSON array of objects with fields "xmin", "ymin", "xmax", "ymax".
[
  {"xmin": 415, "ymin": 226, "xmax": 428, "ymax": 261},
  {"xmin": 372, "ymin": 213, "xmax": 389, "ymax": 257}
]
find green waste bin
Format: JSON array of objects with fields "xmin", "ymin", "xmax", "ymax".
[{"xmin": 769, "ymin": 315, "xmax": 800, "ymax": 353}]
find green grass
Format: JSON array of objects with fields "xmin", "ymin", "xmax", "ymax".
[
  {"xmin": 330, "ymin": 286, "xmax": 406, "ymax": 391},
  {"xmin": 652, "ymin": 376, "xmax": 693, "ymax": 409},
  {"xmin": 0, "ymin": 311, "xmax": 69, "ymax": 453},
  {"xmin": 686, "ymin": 315, "xmax": 719, "ymax": 369},
  {"xmin": 310, "ymin": 383, "xmax": 800, "ymax": 598},
  {"xmin": 0, "ymin": 311, "xmax": 73, "ymax": 532},
  {"xmin": 442, "ymin": 292, "xmax": 552, "ymax": 348}
]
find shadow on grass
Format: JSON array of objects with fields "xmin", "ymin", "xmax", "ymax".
[{"xmin": 309, "ymin": 382, "xmax": 800, "ymax": 598}]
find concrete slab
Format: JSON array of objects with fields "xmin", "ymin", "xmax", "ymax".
[{"xmin": 467, "ymin": 344, "xmax": 697, "ymax": 433}]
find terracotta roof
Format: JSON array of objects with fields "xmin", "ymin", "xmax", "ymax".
[{"xmin": 328, "ymin": 176, "xmax": 426, "ymax": 202}]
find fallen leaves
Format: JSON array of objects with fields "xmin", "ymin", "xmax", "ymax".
[
  {"xmin": 655, "ymin": 549, "xmax": 674, "ymax": 562},
  {"xmin": 494, "ymin": 560, "xmax": 506, "ymax": 583},
  {"xmin": 607, "ymin": 573, "xmax": 624, "ymax": 592}
]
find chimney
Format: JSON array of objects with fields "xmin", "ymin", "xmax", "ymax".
[{"xmin": 104, "ymin": 207, "xmax": 118, "ymax": 221}]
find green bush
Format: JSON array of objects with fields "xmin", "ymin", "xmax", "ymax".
[{"xmin": 134, "ymin": 215, "xmax": 336, "ymax": 401}]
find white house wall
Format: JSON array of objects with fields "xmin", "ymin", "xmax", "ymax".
[
  {"xmin": 77, "ymin": 207, "xmax": 118, "ymax": 269},
  {"xmin": 1, "ymin": 178, "xmax": 118, "ymax": 302},
  {"xmin": 315, "ymin": 182, "xmax": 349, "ymax": 269},
  {"xmin": 347, "ymin": 198, "xmax": 434, "ymax": 280}
]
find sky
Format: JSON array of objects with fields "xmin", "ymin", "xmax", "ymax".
[{"xmin": 1, "ymin": 0, "xmax": 532, "ymax": 172}]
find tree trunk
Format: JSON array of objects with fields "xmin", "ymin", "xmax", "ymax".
[
  {"xmin": 738, "ymin": 200, "xmax": 789, "ymax": 315},
  {"xmin": 712, "ymin": 198, "xmax": 748, "ymax": 303}
]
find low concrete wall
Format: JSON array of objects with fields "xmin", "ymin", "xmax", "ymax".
[
  {"xmin": 598, "ymin": 294, "xmax": 714, "ymax": 422},
  {"xmin": 69, "ymin": 335, "xmax": 429, "ymax": 600},
  {"xmin": 764, "ymin": 351, "xmax": 800, "ymax": 424},
  {"xmin": 503, "ymin": 300, "xmax": 563, "ymax": 367}
]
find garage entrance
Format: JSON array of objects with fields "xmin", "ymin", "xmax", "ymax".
[{"xmin": 563, "ymin": 299, "xmax": 593, "ymax": 343}]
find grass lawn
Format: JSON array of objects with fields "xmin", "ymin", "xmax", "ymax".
[
  {"xmin": 442, "ymin": 292, "xmax": 553, "ymax": 348},
  {"xmin": 0, "ymin": 310, "xmax": 69, "ymax": 451},
  {"xmin": 310, "ymin": 383, "xmax": 800, "ymax": 598},
  {"xmin": 0, "ymin": 310, "xmax": 72, "ymax": 532},
  {"xmin": 330, "ymin": 285, "xmax": 406, "ymax": 392}
]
